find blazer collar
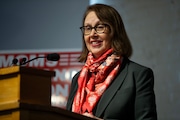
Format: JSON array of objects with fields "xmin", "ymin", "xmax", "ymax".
[{"xmin": 95, "ymin": 57, "xmax": 129, "ymax": 117}]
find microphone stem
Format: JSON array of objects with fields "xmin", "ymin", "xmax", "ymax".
[{"xmin": 20, "ymin": 56, "xmax": 45, "ymax": 65}]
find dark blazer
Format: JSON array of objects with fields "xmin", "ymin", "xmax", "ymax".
[{"xmin": 66, "ymin": 58, "xmax": 157, "ymax": 120}]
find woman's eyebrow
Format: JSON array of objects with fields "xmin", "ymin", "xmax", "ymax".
[{"xmin": 84, "ymin": 21, "xmax": 104, "ymax": 26}]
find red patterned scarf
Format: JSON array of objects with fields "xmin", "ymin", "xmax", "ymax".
[{"xmin": 72, "ymin": 49, "xmax": 122, "ymax": 115}]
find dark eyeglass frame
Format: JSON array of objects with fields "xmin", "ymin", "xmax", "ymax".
[{"xmin": 80, "ymin": 24, "xmax": 108, "ymax": 35}]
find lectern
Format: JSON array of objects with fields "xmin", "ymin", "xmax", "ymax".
[{"xmin": 0, "ymin": 66, "xmax": 95, "ymax": 120}]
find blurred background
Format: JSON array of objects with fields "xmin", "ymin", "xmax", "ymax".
[{"xmin": 0, "ymin": 0, "xmax": 180, "ymax": 119}]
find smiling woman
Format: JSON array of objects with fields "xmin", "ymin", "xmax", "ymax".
[
  {"xmin": 83, "ymin": 11, "xmax": 112, "ymax": 58},
  {"xmin": 66, "ymin": 4, "xmax": 157, "ymax": 120}
]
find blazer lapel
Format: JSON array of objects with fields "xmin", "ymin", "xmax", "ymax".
[
  {"xmin": 66, "ymin": 72, "xmax": 79, "ymax": 110},
  {"xmin": 95, "ymin": 59, "xmax": 128, "ymax": 117}
]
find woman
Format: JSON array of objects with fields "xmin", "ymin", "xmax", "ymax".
[{"xmin": 66, "ymin": 4, "xmax": 157, "ymax": 120}]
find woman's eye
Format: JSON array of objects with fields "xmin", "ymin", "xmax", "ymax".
[
  {"xmin": 97, "ymin": 25, "xmax": 104, "ymax": 28},
  {"xmin": 96, "ymin": 25, "xmax": 104, "ymax": 30},
  {"xmin": 85, "ymin": 26, "xmax": 91, "ymax": 30}
]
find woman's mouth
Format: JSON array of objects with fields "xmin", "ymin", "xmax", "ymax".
[{"xmin": 91, "ymin": 40, "xmax": 102, "ymax": 47}]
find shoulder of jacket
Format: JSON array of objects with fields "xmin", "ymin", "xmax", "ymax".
[{"xmin": 124, "ymin": 57, "xmax": 152, "ymax": 73}]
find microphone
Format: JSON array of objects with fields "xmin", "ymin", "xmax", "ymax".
[
  {"xmin": 46, "ymin": 53, "xmax": 60, "ymax": 61},
  {"xmin": 12, "ymin": 58, "xmax": 18, "ymax": 65},
  {"xmin": 20, "ymin": 58, "xmax": 27, "ymax": 65},
  {"xmin": 12, "ymin": 53, "xmax": 60, "ymax": 66}
]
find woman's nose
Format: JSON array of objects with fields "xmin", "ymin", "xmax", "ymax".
[{"xmin": 89, "ymin": 29, "xmax": 97, "ymax": 36}]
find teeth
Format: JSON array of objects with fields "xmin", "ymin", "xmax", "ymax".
[{"xmin": 92, "ymin": 41, "xmax": 99, "ymax": 45}]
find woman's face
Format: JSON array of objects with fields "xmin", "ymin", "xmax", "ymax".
[{"xmin": 84, "ymin": 11, "xmax": 112, "ymax": 58}]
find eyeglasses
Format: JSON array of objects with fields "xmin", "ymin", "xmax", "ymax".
[{"xmin": 80, "ymin": 24, "xmax": 108, "ymax": 35}]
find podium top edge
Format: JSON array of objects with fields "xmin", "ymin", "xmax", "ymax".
[
  {"xmin": 0, "ymin": 66, "xmax": 19, "ymax": 75},
  {"xmin": 0, "ymin": 66, "xmax": 55, "ymax": 77}
]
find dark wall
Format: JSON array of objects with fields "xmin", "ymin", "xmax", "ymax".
[{"xmin": 0, "ymin": 0, "xmax": 89, "ymax": 50}]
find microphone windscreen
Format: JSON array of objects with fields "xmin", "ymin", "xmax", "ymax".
[
  {"xmin": 12, "ymin": 58, "xmax": 18, "ymax": 64},
  {"xmin": 46, "ymin": 53, "xmax": 60, "ymax": 61},
  {"xmin": 21, "ymin": 58, "xmax": 27, "ymax": 62},
  {"xmin": 20, "ymin": 57, "xmax": 27, "ymax": 65}
]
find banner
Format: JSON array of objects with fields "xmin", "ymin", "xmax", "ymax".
[{"xmin": 0, "ymin": 49, "xmax": 83, "ymax": 108}]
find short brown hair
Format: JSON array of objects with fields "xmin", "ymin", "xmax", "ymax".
[{"xmin": 79, "ymin": 4, "xmax": 132, "ymax": 62}]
